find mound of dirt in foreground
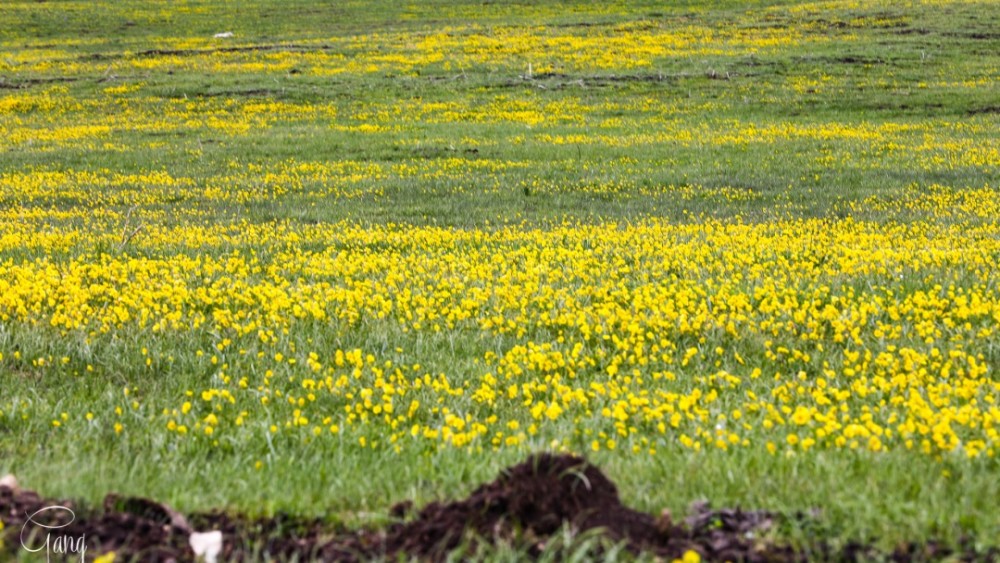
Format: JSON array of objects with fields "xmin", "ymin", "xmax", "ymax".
[
  {"xmin": 368, "ymin": 452, "xmax": 786, "ymax": 561},
  {"xmin": 0, "ymin": 454, "xmax": 992, "ymax": 561}
]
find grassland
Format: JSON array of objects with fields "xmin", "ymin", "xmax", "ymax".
[{"xmin": 1, "ymin": 0, "xmax": 999, "ymax": 557}]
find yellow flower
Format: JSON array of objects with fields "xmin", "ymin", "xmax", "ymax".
[{"xmin": 672, "ymin": 550, "xmax": 702, "ymax": 563}]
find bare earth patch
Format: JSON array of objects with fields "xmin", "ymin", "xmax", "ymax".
[{"xmin": 2, "ymin": 454, "xmax": 995, "ymax": 562}]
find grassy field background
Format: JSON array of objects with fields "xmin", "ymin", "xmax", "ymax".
[{"xmin": 1, "ymin": 0, "xmax": 999, "ymax": 556}]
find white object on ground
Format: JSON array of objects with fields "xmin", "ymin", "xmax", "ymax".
[
  {"xmin": 213, "ymin": 32, "xmax": 234, "ymax": 38},
  {"xmin": 189, "ymin": 530, "xmax": 223, "ymax": 563},
  {"xmin": 0, "ymin": 474, "xmax": 17, "ymax": 490}
]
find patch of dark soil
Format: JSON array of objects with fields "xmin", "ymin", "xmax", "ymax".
[
  {"xmin": 943, "ymin": 32, "xmax": 1000, "ymax": 40},
  {"xmin": 550, "ymin": 21, "xmax": 602, "ymax": 29},
  {"xmin": 193, "ymin": 88, "xmax": 282, "ymax": 98},
  {"xmin": 793, "ymin": 54, "xmax": 892, "ymax": 66},
  {"xmin": 869, "ymin": 102, "xmax": 945, "ymax": 113},
  {"xmin": 967, "ymin": 105, "xmax": 1000, "ymax": 116},
  {"xmin": 492, "ymin": 72, "xmax": 690, "ymax": 90},
  {"xmin": 1, "ymin": 454, "xmax": 997, "ymax": 562},
  {"xmin": 375, "ymin": 453, "xmax": 671, "ymax": 558},
  {"xmin": 75, "ymin": 43, "xmax": 337, "ymax": 64},
  {"xmin": 135, "ymin": 44, "xmax": 335, "ymax": 58},
  {"xmin": 529, "ymin": 71, "xmax": 571, "ymax": 80},
  {"xmin": 0, "ymin": 486, "xmax": 194, "ymax": 561},
  {"xmin": 0, "ymin": 76, "xmax": 81, "ymax": 89},
  {"xmin": 578, "ymin": 73, "xmax": 680, "ymax": 85},
  {"xmin": 831, "ymin": 55, "xmax": 886, "ymax": 65}
]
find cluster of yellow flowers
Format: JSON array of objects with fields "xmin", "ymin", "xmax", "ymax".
[
  {"xmin": 0, "ymin": 86, "xmax": 341, "ymax": 154},
  {"xmin": 2, "ymin": 192, "xmax": 998, "ymax": 458}
]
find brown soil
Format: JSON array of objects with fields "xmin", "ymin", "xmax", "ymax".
[{"xmin": 1, "ymin": 453, "xmax": 995, "ymax": 562}]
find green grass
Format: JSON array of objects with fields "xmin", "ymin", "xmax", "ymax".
[{"xmin": 2, "ymin": 0, "xmax": 999, "ymax": 558}]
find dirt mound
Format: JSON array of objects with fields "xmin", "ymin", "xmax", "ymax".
[
  {"xmin": 1, "ymin": 454, "xmax": 995, "ymax": 562},
  {"xmin": 0, "ymin": 486, "xmax": 194, "ymax": 560},
  {"xmin": 368, "ymin": 453, "xmax": 792, "ymax": 561},
  {"xmin": 378, "ymin": 453, "xmax": 662, "ymax": 558}
]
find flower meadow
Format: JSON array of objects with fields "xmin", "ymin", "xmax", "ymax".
[
  {"xmin": 3, "ymin": 213, "xmax": 1000, "ymax": 460},
  {"xmin": 1, "ymin": 0, "xmax": 999, "ymax": 551}
]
